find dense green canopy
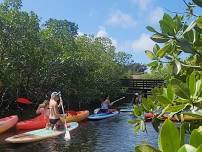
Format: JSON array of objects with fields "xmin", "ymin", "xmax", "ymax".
[{"xmin": 0, "ymin": 0, "xmax": 137, "ymax": 114}]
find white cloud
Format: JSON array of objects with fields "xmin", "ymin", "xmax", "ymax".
[
  {"xmin": 96, "ymin": 26, "xmax": 108, "ymax": 37},
  {"xmin": 78, "ymin": 31, "xmax": 84, "ymax": 36},
  {"xmin": 110, "ymin": 38, "xmax": 118, "ymax": 48},
  {"xmin": 96, "ymin": 26, "xmax": 117, "ymax": 47},
  {"xmin": 149, "ymin": 7, "xmax": 164, "ymax": 24},
  {"xmin": 106, "ymin": 10, "xmax": 137, "ymax": 28},
  {"xmin": 131, "ymin": 33, "xmax": 155, "ymax": 52},
  {"xmin": 132, "ymin": 0, "xmax": 152, "ymax": 10}
]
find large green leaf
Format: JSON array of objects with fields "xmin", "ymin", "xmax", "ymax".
[
  {"xmin": 159, "ymin": 119, "xmax": 180, "ymax": 152},
  {"xmin": 147, "ymin": 61, "xmax": 158, "ymax": 68},
  {"xmin": 177, "ymin": 38, "xmax": 194, "ymax": 53},
  {"xmin": 193, "ymin": 0, "xmax": 202, "ymax": 7},
  {"xmin": 142, "ymin": 98, "xmax": 154, "ymax": 112},
  {"xmin": 133, "ymin": 105, "xmax": 142, "ymax": 116},
  {"xmin": 180, "ymin": 124, "xmax": 185, "ymax": 147},
  {"xmin": 160, "ymin": 13, "xmax": 175, "ymax": 35},
  {"xmin": 151, "ymin": 34, "xmax": 170, "ymax": 43},
  {"xmin": 167, "ymin": 83, "xmax": 175, "ymax": 101},
  {"xmin": 190, "ymin": 127, "xmax": 202, "ymax": 147},
  {"xmin": 194, "ymin": 80, "xmax": 202, "ymax": 97},
  {"xmin": 156, "ymin": 95, "xmax": 172, "ymax": 106},
  {"xmin": 135, "ymin": 144, "xmax": 161, "ymax": 152},
  {"xmin": 156, "ymin": 43, "xmax": 173, "ymax": 58},
  {"xmin": 196, "ymin": 16, "xmax": 202, "ymax": 29},
  {"xmin": 189, "ymin": 72, "xmax": 196, "ymax": 97},
  {"xmin": 177, "ymin": 144, "xmax": 196, "ymax": 152},
  {"xmin": 196, "ymin": 145, "xmax": 202, "ymax": 152},
  {"xmin": 171, "ymin": 79, "xmax": 190, "ymax": 99},
  {"xmin": 163, "ymin": 104, "xmax": 190, "ymax": 114}
]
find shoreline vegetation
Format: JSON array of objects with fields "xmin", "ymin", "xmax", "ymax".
[{"xmin": 0, "ymin": 0, "xmax": 147, "ymax": 116}]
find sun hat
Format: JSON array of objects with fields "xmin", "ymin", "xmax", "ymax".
[{"xmin": 51, "ymin": 92, "xmax": 60, "ymax": 98}]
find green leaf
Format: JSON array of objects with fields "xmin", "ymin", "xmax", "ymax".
[
  {"xmin": 177, "ymin": 38, "xmax": 194, "ymax": 53},
  {"xmin": 147, "ymin": 61, "xmax": 158, "ymax": 68},
  {"xmin": 135, "ymin": 144, "xmax": 161, "ymax": 152},
  {"xmin": 146, "ymin": 26, "xmax": 157, "ymax": 33},
  {"xmin": 196, "ymin": 144, "xmax": 202, "ymax": 152},
  {"xmin": 171, "ymin": 79, "xmax": 190, "ymax": 99},
  {"xmin": 157, "ymin": 43, "xmax": 173, "ymax": 58},
  {"xmin": 151, "ymin": 34, "xmax": 170, "ymax": 43},
  {"xmin": 159, "ymin": 119, "xmax": 180, "ymax": 152},
  {"xmin": 142, "ymin": 98, "xmax": 154, "ymax": 111},
  {"xmin": 194, "ymin": 80, "xmax": 202, "ymax": 97},
  {"xmin": 156, "ymin": 48, "xmax": 166, "ymax": 58},
  {"xmin": 153, "ymin": 44, "xmax": 160, "ymax": 54},
  {"xmin": 133, "ymin": 105, "xmax": 142, "ymax": 116},
  {"xmin": 190, "ymin": 127, "xmax": 202, "ymax": 147},
  {"xmin": 180, "ymin": 124, "xmax": 185, "ymax": 146},
  {"xmin": 145, "ymin": 50, "xmax": 155, "ymax": 59},
  {"xmin": 156, "ymin": 95, "xmax": 172, "ymax": 106},
  {"xmin": 160, "ymin": 13, "xmax": 175, "ymax": 35},
  {"xmin": 167, "ymin": 83, "xmax": 175, "ymax": 101},
  {"xmin": 128, "ymin": 119, "xmax": 142, "ymax": 124},
  {"xmin": 173, "ymin": 60, "xmax": 181, "ymax": 75},
  {"xmin": 193, "ymin": 0, "xmax": 202, "ymax": 7},
  {"xmin": 189, "ymin": 72, "xmax": 196, "ymax": 97},
  {"xmin": 196, "ymin": 16, "xmax": 202, "ymax": 29},
  {"xmin": 163, "ymin": 104, "xmax": 190, "ymax": 114},
  {"xmin": 177, "ymin": 144, "xmax": 196, "ymax": 152}
]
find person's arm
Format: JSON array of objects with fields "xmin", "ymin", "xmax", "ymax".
[{"xmin": 36, "ymin": 104, "xmax": 45, "ymax": 114}]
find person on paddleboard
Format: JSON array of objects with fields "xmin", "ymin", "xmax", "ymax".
[{"xmin": 49, "ymin": 92, "xmax": 64, "ymax": 130}]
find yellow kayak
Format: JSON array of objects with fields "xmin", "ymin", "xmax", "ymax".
[{"xmin": 61, "ymin": 110, "xmax": 89, "ymax": 123}]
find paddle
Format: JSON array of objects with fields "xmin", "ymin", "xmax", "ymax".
[
  {"xmin": 16, "ymin": 98, "xmax": 32, "ymax": 104},
  {"xmin": 58, "ymin": 92, "xmax": 71, "ymax": 141},
  {"xmin": 94, "ymin": 96, "xmax": 126, "ymax": 114}
]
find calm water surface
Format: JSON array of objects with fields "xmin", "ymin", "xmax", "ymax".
[{"xmin": 0, "ymin": 105, "xmax": 158, "ymax": 152}]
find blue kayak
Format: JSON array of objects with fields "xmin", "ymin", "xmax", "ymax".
[
  {"xmin": 88, "ymin": 111, "xmax": 119, "ymax": 120},
  {"xmin": 5, "ymin": 122, "xmax": 79, "ymax": 143}
]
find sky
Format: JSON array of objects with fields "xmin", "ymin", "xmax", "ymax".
[{"xmin": 0, "ymin": 0, "xmax": 194, "ymax": 63}]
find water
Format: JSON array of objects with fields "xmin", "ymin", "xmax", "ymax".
[{"xmin": 0, "ymin": 106, "xmax": 158, "ymax": 152}]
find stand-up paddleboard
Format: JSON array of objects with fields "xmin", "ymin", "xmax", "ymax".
[
  {"xmin": 0, "ymin": 115, "xmax": 18, "ymax": 134},
  {"xmin": 5, "ymin": 122, "xmax": 78, "ymax": 143},
  {"xmin": 88, "ymin": 111, "xmax": 119, "ymax": 120}
]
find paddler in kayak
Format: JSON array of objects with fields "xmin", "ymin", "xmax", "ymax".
[
  {"xmin": 98, "ymin": 95, "xmax": 116, "ymax": 113},
  {"xmin": 49, "ymin": 92, "xmax": 64, "ymax": 130}
]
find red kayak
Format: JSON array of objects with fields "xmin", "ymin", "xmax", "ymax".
[
  {"xmin": 16, "ymin": 110, "xmax": 89, "ymax": 130},
  {"xmin": 0, "ymin": 115, "xmax": 18, "ymax": 134},
  {"xmin": 16, "ymin": 114, "xmax": 48, "ymax": 130}
]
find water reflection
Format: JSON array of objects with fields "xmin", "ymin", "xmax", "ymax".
[{"xmin": 0, "ymin": 106, "xmax": 158, "ymax": 152}]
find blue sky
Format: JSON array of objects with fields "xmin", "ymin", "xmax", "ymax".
[{"xmin": 0, "ymin": 0, "xmax": 195, "ymax": 63}]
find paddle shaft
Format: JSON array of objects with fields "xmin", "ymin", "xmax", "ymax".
[
  {"xmin": 59, "ymin": 94, "xmax": 70, "ymax": 140},
  {"xmin": 110, "ymin": 97, "xmax": 126, "ymax": 106}
]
